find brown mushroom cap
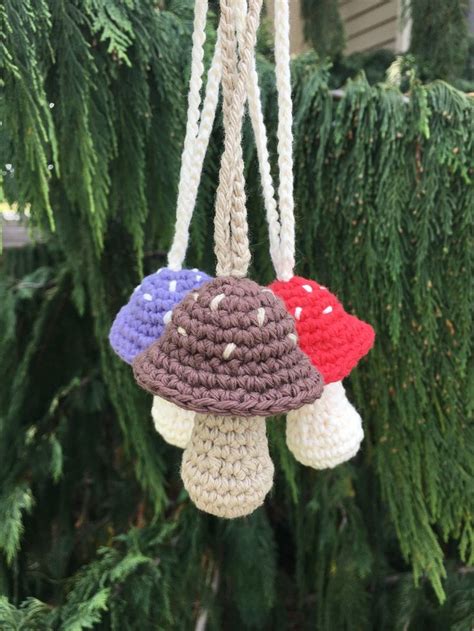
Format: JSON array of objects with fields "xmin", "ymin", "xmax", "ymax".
[{"xmin": 133, "ymin": 277, "xmax": 323, "ymax": 416}]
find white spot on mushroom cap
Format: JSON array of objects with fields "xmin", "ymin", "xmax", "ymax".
[
  {"xmin": 210, "ymin": 293, "xmax": 225, "ymax": 311},
  {"xmin": 302, "ymin": 284, "xmax": 313, "ymax": 293},
  {"xmin": 134, "ymin": 285, "xmax": 141, "ymax": 292},
  {"xmin": 163, "ymin": 310, "xmax": 172, "ymax": 324},
  {"xmin": 223, "ymin": 342, "xmax": 236, "ymax": 360},
  {"xmin": 143, "ymin": 293, "xmax": 153, "ymax": 301},
  {"xmin": 177, "ymin": 327, "xmax": 187, "ymax": 336},
  {"xmin": 323, "ymin": 306, "xmax": 333, "ymax": 314},
  {"xmin": 294, "ymin": 307, "xmax": 302, "ymax": 320},
  {"xmin": 169, "ymin": 280, "xmax": 177, "ymax": 292},
  {"xmin": 192, "ymin": 268, "xmax": 198, "ymax": 272},
  {"xmin": 196, "ymin": 274, "xmax": 202, "ymax": 281},
  {"xmin": 256, "ymin": 307, "xmax": 265, "ymax": 326}
]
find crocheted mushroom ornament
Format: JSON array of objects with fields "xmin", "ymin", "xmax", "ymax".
[
  {"xmin": 133, "ymin": 276, "xmax": 324, "ymax": 518},
  {"xmin": 109, "ymin": 267, "xmax": 211, "ymax": 448},
  {"xmin": 269, "ymin": 276, "xmax": 375, "ymax": 469}
]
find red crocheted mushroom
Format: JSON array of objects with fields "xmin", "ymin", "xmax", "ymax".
[
  {"xmin": 269, "ymin": 276, "xmax": 375, "ymax": 470},
  {"xmin": 269, "ymin": 276, "xmax": 375, "ymax": 384}
]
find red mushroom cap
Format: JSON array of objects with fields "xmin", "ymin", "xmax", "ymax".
[{"xmin": 269, "ymin": 276, "xmax": 375, "ymax": 384}]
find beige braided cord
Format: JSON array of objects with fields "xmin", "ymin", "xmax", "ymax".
[{"xmin": 214, "ymin": 0, "xmax": 263, "ymax": 277}]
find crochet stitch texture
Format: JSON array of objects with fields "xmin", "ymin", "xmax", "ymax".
[
  {"xmin": 151, "ymin": 396, "xmax": 195, "ymax": 449},
  {"xmin": 270, "ymin": 276, "xmax": 375, "ymax": 383},
  {"xmin": 133, "ymin": 276, "xmax": 323, "ymax": 416},
  {"xmin": 109, "ymin": 267, "xmax": 211, "ymax": 364},
  {"xmin": 181, "ymin": 413, "xmax": 274, "ymax": 517},
  {"xmin": 286, "ymin": 381, "xmax": 364, "ymax": 469}
]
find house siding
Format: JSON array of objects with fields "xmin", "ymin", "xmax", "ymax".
[
  {"xmin": 340, "ymin": 0, "xmax": 399, "ymax": 53},
  {"xmin": 265, "ymin": 0, "xmax": 408, "ymax": 56}
]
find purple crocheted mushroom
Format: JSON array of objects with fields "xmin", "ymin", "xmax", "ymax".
[{"xmin": 109, "ymin": 267, "xmax": 212, "ymax": 365}]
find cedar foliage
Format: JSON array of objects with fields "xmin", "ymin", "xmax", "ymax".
[
  {"xmin": 1, "ymin": 1, "xmax": 474, "ymax": 629},
  {"xmin": 408, "ymin": 0, "xmax": 470, "ymax": 81}
]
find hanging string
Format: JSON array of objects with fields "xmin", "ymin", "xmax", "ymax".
[
  {"xmin": 167, "ymin": 0, "xmax": 210, "ymax": 271},
  {"xmin": 234, "ymin": 0, "xmax": 282, "ymax": 278},
  {"xmin": 214, "ymin": 0, "xmax": 263, "ymax": 277},
  {"xmin": 232, "ymin": 0, "xmax": 296, "ymax": 281},
  {"xmin": 167, "ymin": 0, "xmax": 293, "ymax": 280},
  {"xmin": 274, "ymin": 0, "xmax": 296, "ymax": 280}
]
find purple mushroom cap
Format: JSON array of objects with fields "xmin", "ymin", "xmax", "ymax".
[{"xmin": 109, "ymin": 267, "xmax": 212, "ymax": 364}]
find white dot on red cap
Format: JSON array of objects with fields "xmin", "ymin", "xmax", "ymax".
[
  {"xmin": 169, "ymin": 280, "xmax": 177, "ymax": 292},
  {"xmin": 143, "ymin": 293, "xmax": 152, "ymax": 301},
  {"xmin": 323, "ymin": 306, "xmax": 333, "ymax": 314},
  {"xmin": 302, "ymin": 284, "xmax": 313, "ymax": 293},
  {"xmin": 294, "ymin": 307, "xmax": 302, "ymax": 320}
]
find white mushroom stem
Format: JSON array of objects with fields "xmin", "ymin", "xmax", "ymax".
[
  {"xmin": 152, "ymin": 396, "xmax": 195, "ymax": 449},
  {"xmin": 181, "ymin": 413, "xmax": 274, "ymax": 518},
  {"xmin": 286, "ymin": 381, "xmax": 364, "ymax": 469}
]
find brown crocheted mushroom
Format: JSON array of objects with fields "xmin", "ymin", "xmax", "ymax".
[{"xmin": 133, "ymin": 277, "xmax": 323, "ymax": 518}]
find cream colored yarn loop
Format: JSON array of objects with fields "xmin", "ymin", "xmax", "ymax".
[
  {"xmin": 167, "ymin": 0, "xmax": 209, "ymax": 271},
  {"xmin": 273, "ymin": 0, "xmax": 296, "ymax": 280},
  {"xmin": 214, "ymin": 0, "xmax": 263, "ymax": 278}
]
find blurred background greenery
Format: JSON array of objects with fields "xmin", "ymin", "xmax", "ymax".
[{"xmin": 1, "ymin": 0, "xmax": 473, "ymax": 629}]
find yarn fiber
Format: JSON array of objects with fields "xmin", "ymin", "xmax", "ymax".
[
  {"xmin": 152, "ymin": 396, "xmax": 195, "ymax": 449},
  {"xmin": 270, "ymin": 276, "xmax": 375, "ymax": 384},
  {"xmin": 133, "ymin": 276, "xmax": 323, "ymax": 416},
  {"xmin": 109, "ymin": 267, "xmax": 211, "ymax": 364},
  {"xmin": 286, "ymin": 382, "xmax": 363, "ymax": 469},
  {"xmin": 181, "ymin": 413, "xmax": 274, "ymax": 518}
]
